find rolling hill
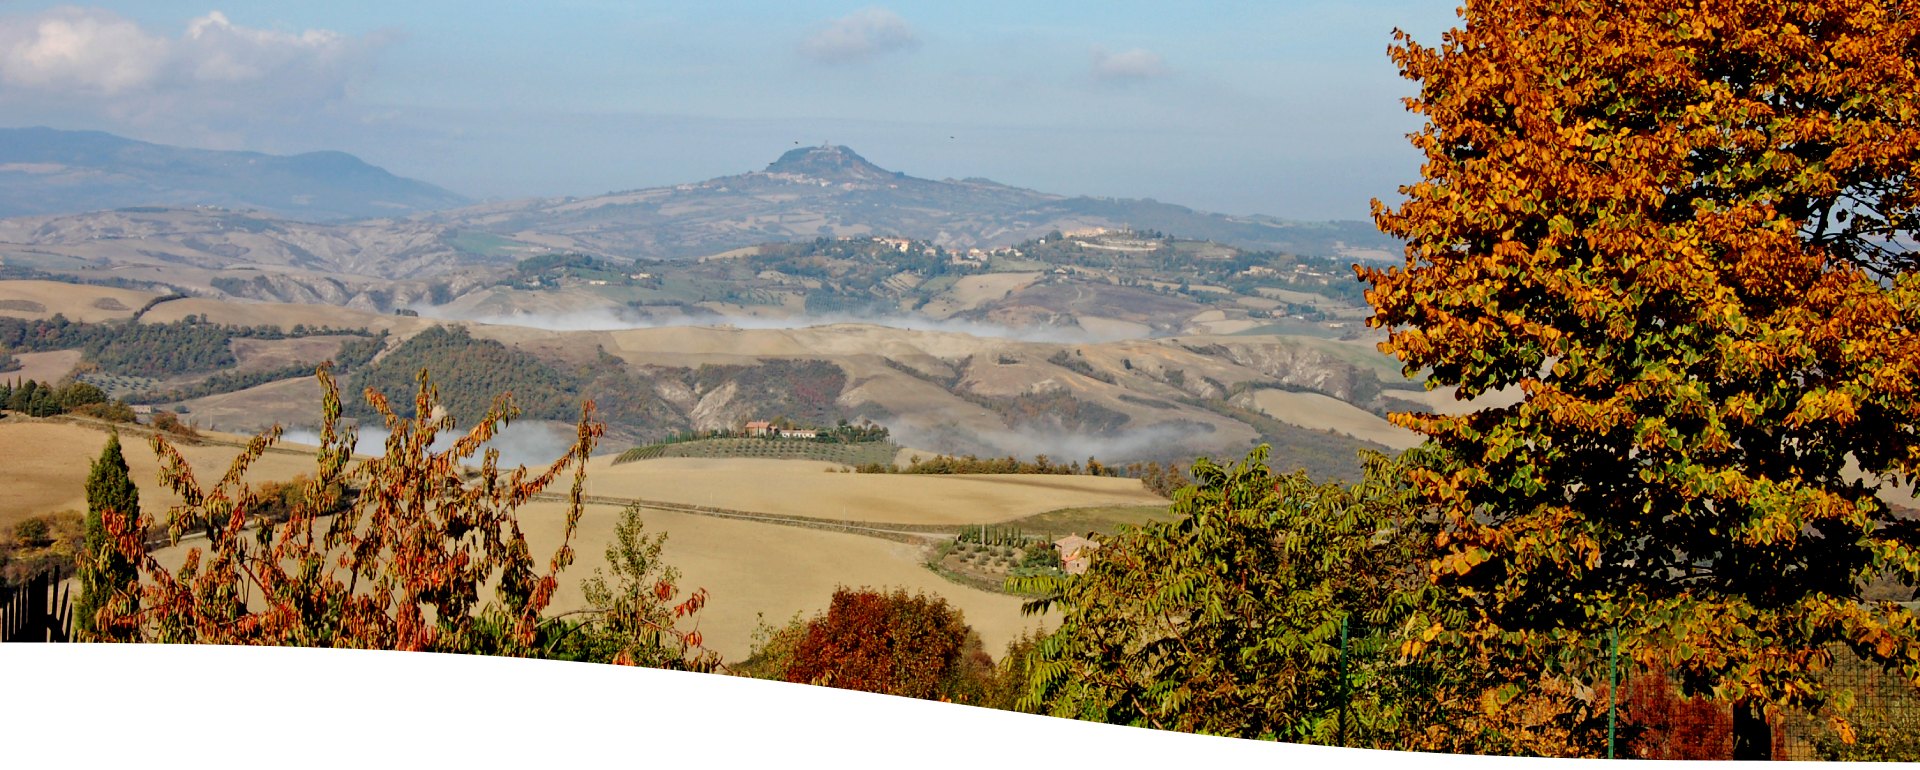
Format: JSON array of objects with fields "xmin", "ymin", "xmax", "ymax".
[
  {"xmin": 0, "ymin": 127, "xmax": 470, "ymax": 222},
  {"xmin": 425, "ymin": 144, "xmax": 1398, "ymax": 260},
  {"xmin": 0, "ymin": 280, "xmax": 1419, "ymax": 475}
]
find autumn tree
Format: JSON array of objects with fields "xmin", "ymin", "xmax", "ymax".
[
  {"xmin": 75, "ymin": 432, "xmax": 141, "ymax": 642},
  {"xmin": 783, "ymin": 587, "xmax": 994, "ymax": 704},
  {"xmin": 1362, "ymin": 0, "xmax": 1920, "ymax": 758},
  {"xmin": 95, "ymin": 365, "xmax": 632, "ymax": 656}
]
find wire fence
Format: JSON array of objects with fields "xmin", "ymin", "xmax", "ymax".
[
  {"xmin": 1769, "ymin": 651, "xmax": 1920, "ymax": 762},
  {"xmin": 1578, "ymin": 638, "xmax": 1920, "ymax": 761},
  {"xmin": 1299, "ymin": 613, "xmax": 1920, "ymax": 760},
  {"xmin": 1601, "ymin": 654, "xmax": 1920, "ymax": 761}
]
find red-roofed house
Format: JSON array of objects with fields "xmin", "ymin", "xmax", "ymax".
[{"xmin": 1053, "ymin": 534, "xmax": 1101, "ymax": 575}]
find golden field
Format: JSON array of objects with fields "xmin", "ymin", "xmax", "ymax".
[
  {"xmin": 578, "ymin": 456, "xmax": 1164, "ymax": 526},
  {"xmin": 0, "ymin": 418, "xmax": 317, "ymax": 533}
]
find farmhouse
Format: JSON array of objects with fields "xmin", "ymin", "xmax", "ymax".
[
  {"xmin": 779, "ymin": 429, "xmax": 818, "ymax": 439},
  {"xmin": 1053, "ymin": 534, "xmax": 1100, "ymax": 575},
  {"xmin": 743, "ymin": 420, "xmax": 773, "ymax": 436}
]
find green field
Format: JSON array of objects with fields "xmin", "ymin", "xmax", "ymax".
[
  {"xmin": 613, "ymin": 437, "xmax": 901, "ymax": 466},
  {"xmin": 1004, "ymin": 503, "xmax": 1175, "ymax": 538},
  {"xmin": 444, "ymin": 230, "xmax": 530, "ymax": 258}
]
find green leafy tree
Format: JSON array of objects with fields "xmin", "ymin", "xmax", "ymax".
[
  {"xmin": 1012, "ymin": 446, "xmax": 1608, "ymax": 753},
  {"xmin": 75, "ymin": 432, "xmax": 141, "ymax": 642},
  {"xmin": 7, "ymin": 378, "xmax": 36, "ymax": 411},
  {"xmin": 1015, "ymin": 448, "xmax": 1416, "ymax": 740},
  {"xmin": 57, "ymin": 381, "xmax": 107, "ymax": 411},
  {"xmin": 1361, "ymin": 0, "xmax": 1920, "ymax": 758},
  {"xmin": 551, "ymin": 503, "xmax": 722, "ymax": 670}
]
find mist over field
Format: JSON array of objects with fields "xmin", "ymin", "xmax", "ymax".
[
  {"xmin": 888, "ymin": 420, "xmax": 1215, "ymax": 466},
  {"xmin": 280, "ymin": 419, "xmax": 583, "ymax": 470},
  {"xmin": 405, "ymin": 304, "xmax": 1137, "ymax": 344}
]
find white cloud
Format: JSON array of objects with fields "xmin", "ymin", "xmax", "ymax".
[
  {"xmin": 0, "ymin": 7, "xmax": 169, "ymax": 94},
  {"xmin": 0, "ymin": 7, "xmax": 385, "ymax": 123},
  {"xmin": 798, "ymin": 7, "xmax": 917, "ymax": 64},
  {"xmin": 181, "ymin": 11, "xmax": 349, "ymax": 84},
  {"xmin": 1091, "ymin": 47, "xmax": 1169, "ymax": 81}
]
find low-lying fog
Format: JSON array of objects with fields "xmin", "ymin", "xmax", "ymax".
[
  {"xmin": 276, "ymin": 417, "xmax": 1209, "ymax": 470},
  {"xmin": 280, "ymin": 420, "xmax": 583, "ymax": 471},
  {"xmin": 404, "ymin": 305, "xmax": 1144, "ymax": 344},
  {"xmin": 888, "ymin": 421, "xmax": 1216, "ymax": 466}
]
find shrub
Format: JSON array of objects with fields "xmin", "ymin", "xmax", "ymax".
[
  {"xmin": 12, "ymin": 517, "xmax": 51, "ymax": 548},
  {"xmin": 784, "ymin": 587, "xmax": 994, "ymax": 704},
  {"xmin": 735, "ymin": 612, "xmax": 809, "ymax": 681},
  {"xmin": 149, "ymin": 410, "xmax": 199, "ymax": 440},
  {"xmin": 71, "ymin": 400, "xmax": 137, "ymax": 423}
]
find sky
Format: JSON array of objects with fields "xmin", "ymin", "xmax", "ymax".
[{"xmin": 0, "ymin": 2, "xmax": 1464, "ymax": 220}]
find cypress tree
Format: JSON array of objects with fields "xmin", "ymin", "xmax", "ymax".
[
  {"xmin": 76, "ymin": 432, "xmax": 142, "ymax": 642},
  {"xmin": 10, "ymin": 379, "xmax": 36, "ymax": 411},
  {"xmin": 28, "ymin": 385, "xmax": 56, "ymax": 417}
]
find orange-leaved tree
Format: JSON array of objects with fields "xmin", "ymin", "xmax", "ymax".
[
  {"xmin": 1363, "ymin": 0, "xmax": 1920, "ymax": 759},
  {"xmin": 91, "ymin": 364, "xmax": 708, "ymax": 659},
  {"xmin": 783, "ymin": 586, "xmax": 994, "ymax": 703}
]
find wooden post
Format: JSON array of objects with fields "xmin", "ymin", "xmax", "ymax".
[
  {"xmin": 24, "ymin": 569, "xmax": 48, "ymax": 642},
  {"xmin": 1337, "ymin": 615, "xmax": 1351, "ymax": 747},
  {"xmin": 1732, "ymin": 701, "xmax": 1772, "ymax": 761},
  {"xmin": 1607, "ymin": 628, "xmax": 1618, "ymax": 759}
]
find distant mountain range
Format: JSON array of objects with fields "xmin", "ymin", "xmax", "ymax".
[
  {"xmin": 0, "ymin": 127, "xmax": 470, "ymax": 222},
  {"xmin": 431, "ymin": 144, "xmax": 1398, "ymax": 260},
  {"xmin": 0, "ymin": 129, "xmax": 1396, "ymax": 263}
]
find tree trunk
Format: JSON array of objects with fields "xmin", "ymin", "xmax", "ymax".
[{"xmin": 1732, "ymin": 701, "xmax": 1772, "ymax": 761}]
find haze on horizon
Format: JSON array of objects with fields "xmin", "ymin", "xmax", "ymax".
[{"xmin": 0, "ymin": 2, "xmax": 1460, "ymax": 221}]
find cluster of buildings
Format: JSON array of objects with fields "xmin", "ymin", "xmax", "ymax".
[{"xmin": 741, "ymin": 420, "xmax": 819, "ymax": 439}]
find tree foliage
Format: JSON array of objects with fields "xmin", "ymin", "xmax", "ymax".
[
  {"xmin": 129, "ymin": 332, "xmax": 386, "ymax": 405},
  {"xmin": 1, "ymin": 378, "xmax": 110, "ymax": 417},
  {"xmin": 783, "ymin": 586, "xmax": 995, "ymax": 704},
  {"xmin": 551, "ymin": 503, "xmax": 722, "ymax": 670},
  {"xmin": 1008, "ymin": 446, "xmax": 1609, "ymax": 754},
  {"xmin": 1360, "ymin": 0, "xmax": 1920, "ymax": 753},
  {"xmin": 347, "ymin": 325, "xmax": 582, "ymax": 427},
  {"xmin": 94, "ymin": 365, "xmax": 607, "ymax": 655},
  {"xmin": 75, "ymin": 432, "xmax": 141, "ymax": 642},
  {"xmin": 1009, "ymin": 447, "xmax": 1429, "ymax": 741}
]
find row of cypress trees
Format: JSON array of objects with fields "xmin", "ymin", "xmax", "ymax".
[{"xmin": 1, "ymin": 378, "xmax": 109, "ymax": 418}]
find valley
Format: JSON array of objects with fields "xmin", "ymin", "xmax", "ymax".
[{"xmin": 0, "ymin": 133, "xmax": 1446, "ymax": 668}]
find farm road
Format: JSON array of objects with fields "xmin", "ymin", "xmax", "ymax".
[{"xmin": 530, "ymin": 491, "xmax": 958, "ymax": 543}]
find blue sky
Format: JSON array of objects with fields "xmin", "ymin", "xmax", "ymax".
[{"xmin": 0, "ymin": 2, "xmax": 1463, "ymax": 219}]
